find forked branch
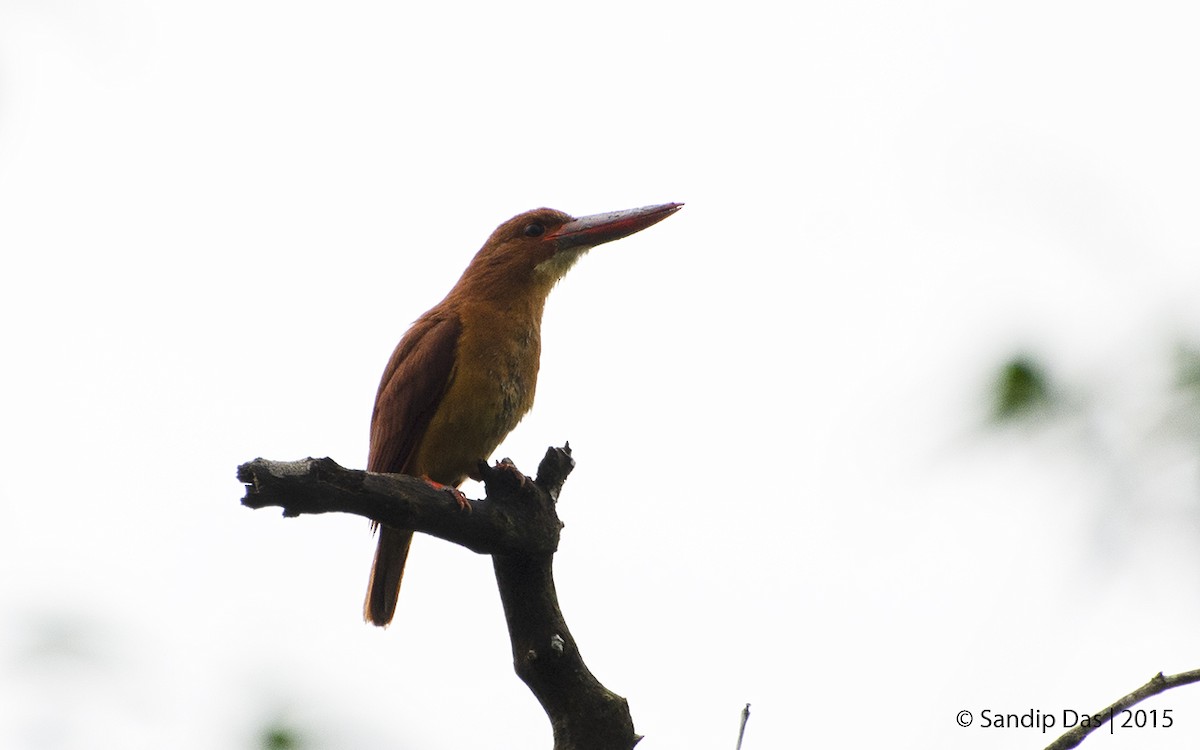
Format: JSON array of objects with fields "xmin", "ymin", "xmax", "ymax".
[{"xmin": 237, "ymin": 445, "xmax": 639, "ymax": 750}]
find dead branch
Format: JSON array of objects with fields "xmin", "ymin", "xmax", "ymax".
[{"xmin": 237, "ymin": 445, "xmax": 639, "ymax": 750}]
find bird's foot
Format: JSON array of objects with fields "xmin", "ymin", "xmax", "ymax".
[{"xmin": 422, "ymin": 476, "xmax": 471, "ymax": 512}]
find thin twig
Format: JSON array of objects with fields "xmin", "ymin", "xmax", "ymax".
[
  {"xmin": 1045, "ymin": 668, "xmax": 1200, "ymax": 750},
  {"xmin": 735, "ymin": 703, "xmax": 750, "ymax": 750}
]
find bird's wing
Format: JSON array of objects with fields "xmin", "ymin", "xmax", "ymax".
[{"xmin": 368, "ymin": 311, "xmax": 462, "ymax": 474}]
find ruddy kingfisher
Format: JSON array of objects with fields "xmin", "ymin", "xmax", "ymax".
[{"xmin": 364, "ymin": 202, "xmax": 683, "ymax": 626}]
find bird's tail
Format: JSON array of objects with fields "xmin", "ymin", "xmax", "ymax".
[{"xmin": 364, "ymin": 526, "xmax": 412, "ymax": 627}]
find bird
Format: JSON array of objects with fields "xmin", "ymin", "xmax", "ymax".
[{"xmin": 364, "ymin": 202, "xmax": 683, "ymax": 626}]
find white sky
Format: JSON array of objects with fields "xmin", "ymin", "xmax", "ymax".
[{"xmin": 3, "ymin": 1, "xmax": 1200, "ymax": 748}]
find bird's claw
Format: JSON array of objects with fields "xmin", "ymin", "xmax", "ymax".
[
  {"xmin": 494, "ymin": 458, "xmax": 527, "ymax": 489},
  {"xmin": 449, "ymin": 487, "xmax": 471, "ymax": 512},
  {"xmin": 422, "ymin": 476, "xmax": 472, "ymax": 513}
]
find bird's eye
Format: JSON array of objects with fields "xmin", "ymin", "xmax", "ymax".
[{"xmin": 524, "ymin": 222, "xmax": 545, "ymax": 237}]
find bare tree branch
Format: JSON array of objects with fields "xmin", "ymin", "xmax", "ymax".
[
  {"xmin": 237, "ymin": 453, "xmax": 564, "ymax": 555},
  {"xmin": 1045, "ymin": 668, "xmax": 1200, "ymax": 750},
  {"xmin": 237, "ymin": 445, "xmax": 640, "ymax": 750}
]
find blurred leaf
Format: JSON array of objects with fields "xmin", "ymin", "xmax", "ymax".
[
  {"xmin": 1170, "ymin": 344, "xmax": 1200, "ymax": 441},
  {"xmin": 1176, "ymin": 345, "xmax": 1200, "ymax": 394},
  {"xmin": 261, "ymin": 724, "xmax": 302, "ymax": 750},
  {"xmin": 991, "ymin": 355, "xmax": 1052, "ymax": 422}
]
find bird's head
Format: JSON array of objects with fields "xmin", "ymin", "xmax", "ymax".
[{"xmin": 457, "ymin": 203, "xmax": 683, "ymax": 301}]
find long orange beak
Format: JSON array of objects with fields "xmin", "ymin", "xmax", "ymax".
[{"xmin": 551, "ymin": 203, "xmax": 683, "ymax": 251}]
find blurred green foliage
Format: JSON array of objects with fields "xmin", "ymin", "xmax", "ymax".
[
  {"xmin": 261, "ymin": 724, "xmax": 302, "ymax": 750},
  {"xmin": 1176, "ymin": 345, "xmax": 1200, "ymax": 394},
  {"xmin": 991, "ymin": 355, "xmax": 1052, "ymax": 422}
]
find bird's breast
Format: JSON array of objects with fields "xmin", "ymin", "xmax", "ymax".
[
  {"xmin": 474, "ymin": 325, "xmax": 539, "ymax": 431},
  {"xmin": 411, "ymin": 312, "xmax": 541, "ymax": 483}
]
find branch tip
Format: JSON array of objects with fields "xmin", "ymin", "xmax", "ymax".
[{"xmin": 534, "ymin": 445, "xmax": 576, "ymax": 498}]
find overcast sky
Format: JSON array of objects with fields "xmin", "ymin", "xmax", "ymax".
[{"xmin": 3, "ymin": 1, "xmax": 1200, "ymax": 748}]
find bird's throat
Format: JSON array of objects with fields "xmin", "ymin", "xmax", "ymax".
[{"xmin": 533, "ymin": 246, "xmax": 590, "ymax": 287}]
